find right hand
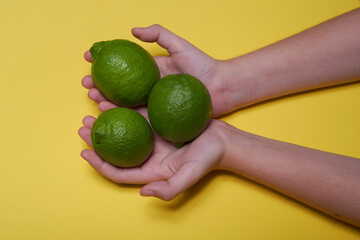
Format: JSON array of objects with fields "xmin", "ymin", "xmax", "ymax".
[
  {"xmin": 79, "ymin": 112, "xmax": 230, "ymax": 201},
  {"xmin": 82, "ymin": 24, "xmax": 228, "ymax": 117}
]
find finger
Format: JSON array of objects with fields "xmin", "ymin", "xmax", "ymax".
[
  {"xmin": 82, "ymin": 75, "xmax": 95, "ymax": 89},
  {"xmin": 132, "ymin": 106, "xmax": 148, "ymax": 119},
  {"xmin": 78, "ymin": 126, "xmax": 93, "ymax": 148},
  {"xmin": 84, "ymin": 50, "xmax": 93, "ymax": 62},
  {"xmin": 153, "ymin": 56, "xmax": 178, "ymax": 78},
  {"xmin": 98, "ymin": 101, "xmax": 118, "ymax": 112},
  {"xmin": 140, "ymin": 162, "xmax": 205, "ymax": 201},
  {"xmin": 80, "ymin": 149, "xmax": 160, "ymax": 184},
  {"xmin": 88, "ymin": 88, "xmax": 107, "ymax": 102},
  {"xmin": 81, "ymin": 149, "xmax": 123, "ymax": 181},
  {"xmin": 82, "ymin": 115, "xmax": 96, "ymax": 128},
  {"xmin": 98, "ymin": 101, "xmax": 148, "ymax": 118},
  {"xmin": 132, "ymin": 24, "xmax": 191, "ymax": 55}
]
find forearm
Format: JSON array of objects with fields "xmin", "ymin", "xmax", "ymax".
[
  {"xmin": 219, "ymin": 8, "xmax": 360, "ymax": 114},
  {"xmin": 218, "ymin": 124, "xmax": 360, "ymax": 227}
]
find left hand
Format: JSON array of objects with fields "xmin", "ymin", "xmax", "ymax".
[{"xmin": 82, "ymin": 24, "xmax": 229, "ymax": 117}]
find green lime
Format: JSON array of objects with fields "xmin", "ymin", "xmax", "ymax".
[
  {"xmin": 90, "ymin": 39, "xmax": 160, "ymax": 107},
  {"xmin": 91, "ymin": 107, "xmax": 154, "ymax": 168},
  {"xmin": 147, "ymin": 74, "xmax": 212, "ymax": 147}
]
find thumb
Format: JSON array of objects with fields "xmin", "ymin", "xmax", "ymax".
[
  {"xmin": 140, "ymin": 162, "xmax": 208, "ymax": 201},
  {"xmin": 132, "ymin": 24, "xmax": 192, "ymax": 55}
]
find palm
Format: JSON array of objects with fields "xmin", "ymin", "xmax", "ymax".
[{"xmin": 154, "ymin": 45, "xmax": 216, "ymax": 81}]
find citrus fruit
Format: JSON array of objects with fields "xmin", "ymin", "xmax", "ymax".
[
  {"xmin": 91, "ymin": 107, "xmax": 154, "ymax": 168},
  {"xmin": 147, "ymin": 74, "xmax": 212, "ymax": 147},
  {"xmin": 90, "ymin": 39, "xmax": 160, "ymax": 107}
]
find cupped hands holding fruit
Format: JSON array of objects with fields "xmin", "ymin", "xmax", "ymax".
[
  {"xmin": 80, "ymin": 16, "xmax": 360, "ymax": 227},
  {"xmin": 80, "ymin": 25, "xmax": 228, "ymax": 200}
]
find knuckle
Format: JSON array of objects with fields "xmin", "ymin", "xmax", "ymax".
[{"xmin": 150, "ymin": 24, "xmax": 162, "ymax": 30}]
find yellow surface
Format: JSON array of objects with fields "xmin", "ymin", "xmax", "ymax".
[{"xmin": 1, "ymin": 0, "xmax": 359, "ymax": 239}]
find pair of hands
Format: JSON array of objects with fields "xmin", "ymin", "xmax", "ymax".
[
  {"xmin": 80, "ymin": 11, "xmax": 360, "ymax": 226},
  {"xmin": 79, "ymin": 25, "xmax": 232, "ymax": 200}
]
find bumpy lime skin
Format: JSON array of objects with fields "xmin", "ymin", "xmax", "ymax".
[
  {"xmin": 147, "ymin": 74, "xmax": 212, "ymax": 146},
  {"xmin": 90, "ymin": 39, "xmax": 160, "ymax": 107},
  {"xmin": 91, "ymin": 108, "xmax": 154, "ymax": 168}
]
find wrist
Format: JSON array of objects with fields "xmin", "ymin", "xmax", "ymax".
[
  {"xmin": 213, "ymin": 121, "xmax": 250, "ymax": 171},
  {"xmin": 216, "ymin": 57, "xmax": 262, "ymax": 115},
  {"xmin": 203, "ymin": 56, "xmax": 266, "ymax": 117}
]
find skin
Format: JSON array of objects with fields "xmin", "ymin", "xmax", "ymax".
[{"xmin": 79, "ymin": 8, "xmax": 360, "ymax": 227}]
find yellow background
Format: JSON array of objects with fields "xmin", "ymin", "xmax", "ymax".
[{"xmin": 1, "ymin": 0, "xmax": 359, "ymax": 239}]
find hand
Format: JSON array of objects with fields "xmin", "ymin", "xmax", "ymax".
[
  {"xmin": 80, "ymin": 24, "xmax": 231, "ymax": 200},
  {"xmin": 78, "ymin": 112, "xmax": 228, "ymax": 201},
  {"xmin": 82, "ymin": 24, "xmax": 227, "ymax": 117}
]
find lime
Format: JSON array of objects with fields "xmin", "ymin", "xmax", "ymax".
[
  {"xmin": 91, "ymin": 107, "xmax": 154, "ymax": 168},
  {"xmin": 90, "ymin": 39, "xmax": 160, "ymax": 107},
  {"xmin": 147, "ymin": 74, "xmax": 212, "ymax": 147}
]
